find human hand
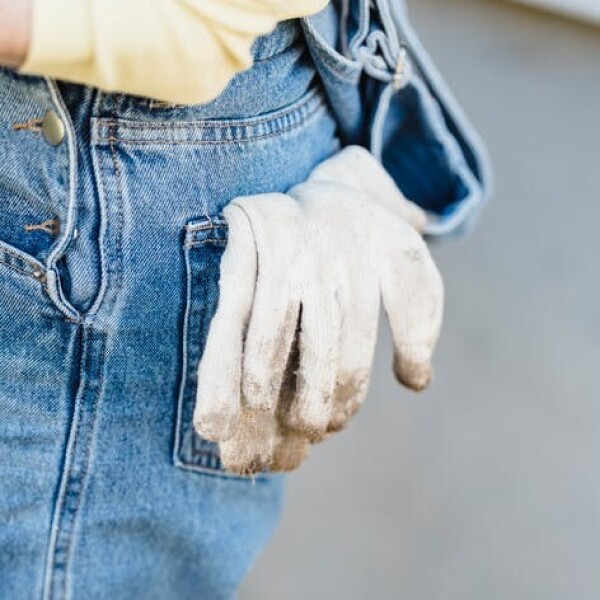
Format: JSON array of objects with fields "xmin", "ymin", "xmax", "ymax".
[
  {"xmin": 194, "ymin": 146, "xmax": 444, "ymax": 475},
  {"xmin": 0, "ymin": 0, "xmax": 32, "ymax": 68}
]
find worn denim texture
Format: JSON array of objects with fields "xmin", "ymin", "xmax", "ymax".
[
  {"xmin": 302, "ymin": 0, "xmax": 492, "ymax": 236},
  {"xmin": 0, "ymin": 3, "xmax": 489, "ymax": 600}
]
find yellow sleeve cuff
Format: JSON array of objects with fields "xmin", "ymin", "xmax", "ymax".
[{"xmin": 21, "ymin": 0, "xmax": 93, "ymax": 74}]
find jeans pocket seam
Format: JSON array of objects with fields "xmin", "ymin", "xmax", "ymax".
[{"xmin": 95, "ymin": 86, "xmax": 327, "ymax": 147}]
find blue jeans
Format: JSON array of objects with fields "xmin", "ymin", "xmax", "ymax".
[
  {"xmin": 0, "ymin": 20, "xmax": 339, "ymax": 600},
  {"xmin": 1, "ymin": 2, "xmax": 490, "ymax": 598},
  {"xmin": 302, "ymin": 0, "xmax": 491, "ymax": 236}
]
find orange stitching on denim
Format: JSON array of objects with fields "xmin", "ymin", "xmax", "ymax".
[
  {"xmin": 24, "ymin": 219, "xmax": 61, "ymax": 235},
  {"xmin": 12, "ymin": 118, "xmax": 43, "ymax": 132}
]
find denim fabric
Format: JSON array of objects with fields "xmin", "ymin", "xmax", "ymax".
[
  {"xmin": 301, "ymin": 0, "xmax": 492, "ymax": 236},
  {"xmin": 0, "ymin": 3, "xmax": 488, "ymax": 599},
  {"xmin": 0, "ymin": 21, "xmax": 339, "ymax": 600}
]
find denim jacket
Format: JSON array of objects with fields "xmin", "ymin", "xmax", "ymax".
[{"xmin": 301, "ymin": 0, "xmax": 492, "ymax": 237}]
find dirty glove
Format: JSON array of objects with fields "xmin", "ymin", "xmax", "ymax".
[{"xmin": 194, "ymin": 146, "xmax": 444, "ymax": 475}]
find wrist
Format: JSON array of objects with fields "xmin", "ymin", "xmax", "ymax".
[{"xmin": 0, "ymin": 0, "xmax": 32, "ymax": 68}]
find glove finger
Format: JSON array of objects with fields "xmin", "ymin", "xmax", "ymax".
[
  {"xmin": 381, "ymin": 222, "xmax": 444, "ymax": 391},
  {"xmin": 282, "ymin": 293, "xmax": 341, "ymax": 441},
  {"xmin": 193, "ymin": 206, "xmax": 256, "ymax": 442},
  {"xmin": 219, "ymin": 409, "xmax": 277, "ymax": 476},
  {"xmin": 327, "ymin": 287, "xmax": 380, "ymax": 434},
  {"xmin": 224, "ymin": 323, "xmax": 307, "ymax": 475},
  {"xmin": 228, "ymin": 194, "xmax": 302, "ymax": 414},
  {"xmin": 271, "ymin": 423, "xmax": 311, "ymax": 472},
  {"xmin": 242, "ymin": 278, "xmax": 300, "ymax": 414},
  {"xmin": 271, "ymin": 338, "xmax": 311, "ymax": 472}
]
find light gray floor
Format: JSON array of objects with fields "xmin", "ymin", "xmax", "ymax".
[{"xmin": 242, "ymin": 1, "xmax": 600, "ymax": 598}]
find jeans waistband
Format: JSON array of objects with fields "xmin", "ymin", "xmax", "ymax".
[{"xmin": 0, "ymin": 16, "xmax": 306, "ymax": 123}]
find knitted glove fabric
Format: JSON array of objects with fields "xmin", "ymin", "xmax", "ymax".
[{"xmin": 194, "ymin": 146, "xmax": 444, "ymax": 475}]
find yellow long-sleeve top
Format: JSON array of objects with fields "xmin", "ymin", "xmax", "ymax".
[{"xmin": 20, "ymin": 0, "xmax": 329, "ymax": 105}]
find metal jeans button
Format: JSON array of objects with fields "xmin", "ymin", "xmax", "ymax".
[{"xmin": 41, "ymin": 110, "xmax": 65, "ymax": 146}]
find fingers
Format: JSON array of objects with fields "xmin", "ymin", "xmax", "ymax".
[
  {"xmin": 272, "ymin": 339, "xmax": 311, "ymax": 471},
  {"xmin": 269, "ymin": 282, "xmax": 378, "ymax": 466},
  {"xmin": 242, "ymin": 292, "xmax": 300, "ymax": 413},
  {"xmin": 327, "ymin": 286, "xmax": 380, "ymax": 434},
  {"xmin": 239, "ymin": 197, "xmax": 301, "ymax": 414},
  {"xmin": 193, "ymin": 206, "xmax": 256, "ymax": 442},
  {"xmin": 242, "ymin": 301, "xmax": 300, "ymax": 414},
  {"xmin": 220, "ymin": 335, "xmax": 311, "ymax": 475},
  {"xmin": 328, "ymin": 370, "xmax": 371, "ymax": 434},
  {"xmin": 271, "ymin": 428, "xmax": 311, "ymax": 472},
  {"xmin": 221, "ymin": 418, "xmax": 311, "ymax": 475},
  {"xmin": 219, "ymin": 409, "xmax": 277, "ymax": 476},
  {"xmin": 380, "ymin": 221, "xmax": 444, "ymax": 391},
  {"xmin": 197, "ymin": 165, "xmax": 442, "ymax": 481},
  {"xmin": 283, "ymin": 293, "xmax": 341, "ymax": 441}
]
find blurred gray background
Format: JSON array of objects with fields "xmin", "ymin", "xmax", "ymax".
[{"xmin": 243, "ymin": 1, "xmax": 600, "ymax": 598}]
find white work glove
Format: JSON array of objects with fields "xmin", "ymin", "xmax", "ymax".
[{"xmin": 194, "ymin": 146, "xmax": 444, "ymax": 475}]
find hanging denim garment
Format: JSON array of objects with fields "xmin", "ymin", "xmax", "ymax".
[{"xmin": 301, "ymin": 0, "xmax": 492, "ymax": 237}]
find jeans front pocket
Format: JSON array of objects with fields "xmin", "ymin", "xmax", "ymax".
[{"xmin": 173, "ymin": 216, "xmax": 231, "ymax": 476}]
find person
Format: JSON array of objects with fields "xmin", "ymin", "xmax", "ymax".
[{"xmin": 0, "ymin": 1, "xmax": 490, "ymax": 598}]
